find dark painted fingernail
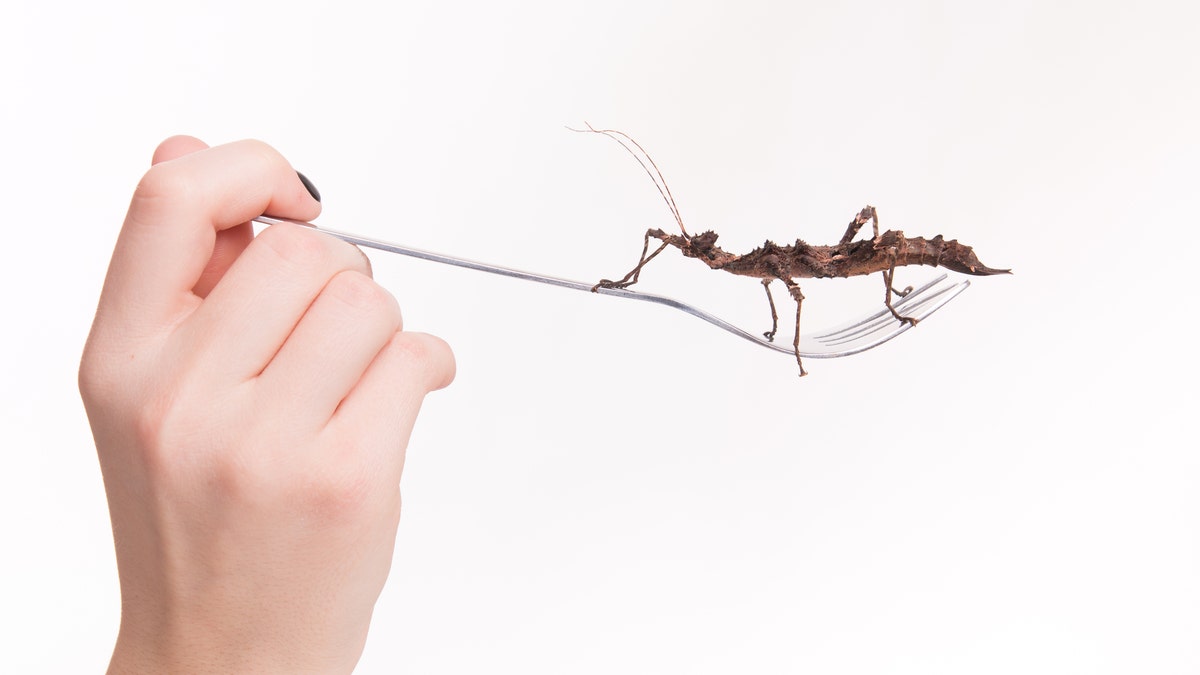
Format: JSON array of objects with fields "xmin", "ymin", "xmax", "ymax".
[{"xmin": 297, "ymin": 171, "xmax": 321, "ymax": 202}]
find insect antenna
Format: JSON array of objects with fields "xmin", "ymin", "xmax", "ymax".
[{"xmin": 567, "ymin": 122, "xmax": 689, "ymax": 237}]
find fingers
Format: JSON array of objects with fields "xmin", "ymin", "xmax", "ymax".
[
  {"xmin": 345, "ymin": 332, "xmax": 457, "ymax": 416},
  {"xmin": 328, "ymin": 331, "xmax": 456, "ymax": 483},
  {"xmin": 256, "ymin": 268, "xmax": 404, "ymax": 431},
  {"xmin": 148, "ymin": 136, "xmax": 255, "ymax": 298},
  {"xmin": 173, "ymin": 222, "xmax": 374, "ymax": 384},
  {"xmin": 100, "ymin": 139, "xmax": 321, "ymax": 335},
  {"xmin": 95, "ymin": 135, "xmax": 457, "ymax": 497}
]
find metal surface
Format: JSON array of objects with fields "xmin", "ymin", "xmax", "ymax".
[{"xmin": 253, "ymin": 216, "xmax": 969, "ymax": 359}]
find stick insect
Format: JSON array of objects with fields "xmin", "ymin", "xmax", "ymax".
[{"xmin": 571, "ymin": 123, "xmax": 1010, "ymax": 376}]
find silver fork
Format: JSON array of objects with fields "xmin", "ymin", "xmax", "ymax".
[{"xmin": 253, "ymin": 216, "xmax": 970, "ymax": 359}]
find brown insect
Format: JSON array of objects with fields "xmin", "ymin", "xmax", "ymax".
[{"xmin": 572, "ymin": 124, "xmax": 1010, "ymax": 376}]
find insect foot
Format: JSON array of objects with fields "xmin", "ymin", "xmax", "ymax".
[
  {"xmin": 886, "ymin": 302, "xmax": 920, "ymax": 326},
  {"xmin": 590, "ymin": 279, "xmax": 629, "ymax": 293}
]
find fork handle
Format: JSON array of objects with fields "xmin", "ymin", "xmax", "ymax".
[
  {"xmin": 253, "ymin": 215, "xmax": 599, "ymax": 293},
  {"xmin": 252, "ymin": 216, "xmax": 801, "ymax": 357}
]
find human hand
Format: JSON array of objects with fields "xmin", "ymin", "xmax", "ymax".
[{"xmin": 79, "ymin": 137, "xmax": 454, "ymax": 674}]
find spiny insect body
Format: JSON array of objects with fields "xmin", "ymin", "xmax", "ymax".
[{"xmin": 573, "ymin": 124, "xmax": 1010, "ymax": 376}]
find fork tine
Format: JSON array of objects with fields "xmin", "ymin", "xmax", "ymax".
[
  {"xmin": 802, "ymin": 275, "xmax": 970, "ymax": 357},
  {"xmin": 811, "ymin": 275, "xmax": 946, "ymax": 341},
  {"xmin": 812, "ymin": 277, "xmax": 949, "ymax": 344}
]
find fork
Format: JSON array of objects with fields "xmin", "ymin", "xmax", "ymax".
[{"xmin": 253, "ymin": 216, "xmax": 970, "ymax": 359}]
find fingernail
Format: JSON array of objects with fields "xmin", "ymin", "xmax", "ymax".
[{"xmin": 296, "ymin": 171, "xmax": 321, "ymax": 203}]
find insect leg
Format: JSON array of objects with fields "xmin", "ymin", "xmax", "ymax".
[
  {"xmin": 838, "ymin": 205, "xmax": 879, "ymax": 245},
  {"xmin": 592, "ymin": 228, "xmax": 670, "ymax": 291},
  {"xmin": 782, "ymin": 278, "xmax": 808, "ymax": 377},
  {"xmin": 761, "ymin": 279, "xmax": 779, "ymax": 342},
  {"xmin": 881, "ymin": 262, "xmax": 919, "ymax": 326}
]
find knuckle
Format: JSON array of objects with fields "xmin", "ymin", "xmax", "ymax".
[
  {"xmin": 208, "ymin": 448, "xmax": 267, "ymax": 503},
  {"xmin": 77, "ymin": 349, "xmax": 109, "ymax": 405},
  {"xmin": 231, "ymin": 139, "xmax": 292, "ymax": 179},
  {"xmin": 230, "ymin": 137, "xmax": 275, "ymax": 155},
  {"xmin": 125, "ymin": 365, "xmax": 236, "ymax": 486},
  {"xmin": 389, "ymin": 332, "xmax": 456, "ymax": 390},
  {"xmin": 256, "ymin": 222, "xmax": 338, "ymax": 269},
  {"xmin": 327, "ymin": 271, "xmax": 398, "ymax": 317},
  {"xmin": 298, "ymin": 462, "xmax": 376, "ymax": 525},
  {"xmin": 132, "ymin": 162, "xmax": 198, "ymax": 210},
  {"xmin": 255, "ymin": 223, "xmax": 368, "ymax": 276},
  {"xmin": 389, "ymin": 332, "xmax": 431, "ymax": 364},
  {"xmin": 130, "ymin": 388, "xmax": 195, "ymax": 479}
]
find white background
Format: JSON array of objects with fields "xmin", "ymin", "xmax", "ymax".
[{"xmin": 2, "ymin": 1, "xmax": 1197, "ymax": 673}]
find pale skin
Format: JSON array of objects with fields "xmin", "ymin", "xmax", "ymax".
[{"xmin": 79, "ymin": 136, "xmax": 455, "ymax": 673}]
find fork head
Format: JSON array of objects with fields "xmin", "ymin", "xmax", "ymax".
[{"xmin": 798, "ymin": 274, "xmax": 970, "ymax": 358}]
